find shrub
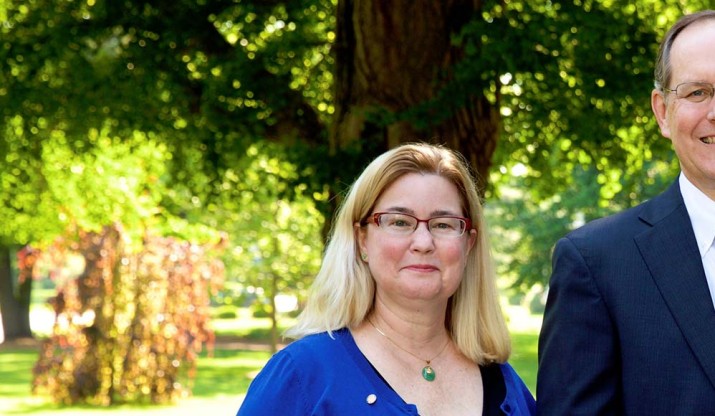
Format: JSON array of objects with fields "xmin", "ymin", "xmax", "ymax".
[{"xmin": 31, "ymin": 224, "xmax": 224, "ymax": 405}]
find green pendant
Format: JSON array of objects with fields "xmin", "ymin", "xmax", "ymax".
[{"xmin": 422, "ymin": 365, "xmax": 436, "ymax": 381}]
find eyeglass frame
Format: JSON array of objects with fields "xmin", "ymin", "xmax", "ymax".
[
  {"xmin": 661, "ymin": 81, "xmax": 715, "ymax": 103},
  {"xmin": 361, "ymin": 212, "xmax": 473, "ymax": 237}
]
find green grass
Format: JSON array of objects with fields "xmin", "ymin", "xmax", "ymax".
[
  {"xmin": 0, "ymin": 345, "xmax": 271, "ymax": 415},
  {"xmin": 509, "ymin": 330, "xmax": 538, "ymax": 394},
  {"xmin": 0, "ymin": 309, "xmax": 283, "ymax": 415},
  {"xmin": 0, "ymin": 348, "xmax": 37, "ymax": 397},
  {"xmin": 192, "ymin": 348, "xmax": 272, "ymax": 397},
  {"xmin": 1, "ymin": 306, "xmax": 540, "ymax": 413},
  {"xmin": 210, "ymin": 308, "xmax": 296, "ymax": 340}
]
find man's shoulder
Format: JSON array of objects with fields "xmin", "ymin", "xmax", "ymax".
[
  {"xmin": 568, "ymin": 182, "xmax": 681, "ymax": 240},
  {"xmin": 571, "ymin": 203, "xmax": 644, "ymax": 236}
]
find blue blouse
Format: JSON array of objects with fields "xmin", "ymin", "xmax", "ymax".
[{"xmin": 236, "ymin": 328, "xmax": 535, "ymax": 415}]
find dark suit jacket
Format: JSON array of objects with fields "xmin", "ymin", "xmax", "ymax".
[{"xmin": 537, "ymin": 180, "xmax": 715, "ymax": 415}]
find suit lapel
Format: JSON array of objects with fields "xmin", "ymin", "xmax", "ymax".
[{"xmin": 635, "ymin": 184, "xmax": 715, "ymax": 390}]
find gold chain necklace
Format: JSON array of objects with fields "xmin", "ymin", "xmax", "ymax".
[{"xmin": 367, "ymin": 317, "xmax": 450, "ymax": 382}]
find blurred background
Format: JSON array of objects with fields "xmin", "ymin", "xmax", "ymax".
[{"xmin": 1, "ymin": 0, "xmax": 709, "ymax": 413}]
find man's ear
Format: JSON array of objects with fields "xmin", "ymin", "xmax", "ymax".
[{"xmin": 651, "ymin": 89, "xmax": 672, "ymax": 138}]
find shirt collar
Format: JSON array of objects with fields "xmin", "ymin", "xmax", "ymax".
[{"xmin": 679, "ymin": 173, "xmax": 715, "ymax": 258}]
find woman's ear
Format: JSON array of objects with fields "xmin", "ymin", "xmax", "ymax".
[
  {"xmin": 467, "ymin": 228, "xmax": 477, "ymax": 252},
  {"xmin": 355, "ymin": 223, "xmax": 368, "ymax": 259}
]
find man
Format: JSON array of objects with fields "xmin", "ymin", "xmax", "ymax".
[{"xmin": 537, "ymin": 10, "xmax": 715, "ymax": 414}]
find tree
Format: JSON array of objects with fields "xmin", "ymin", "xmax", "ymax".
[
  {"xmin": 331, "ymin": 0, "xmax": 709, "ymax": 286},
  {"xmin": 331, "ymin": 0, "xmax": 500, "ymax": 184},
  {"xmin": 0, "ymin": 128, "xmax": 228, "ymax": 404},
  {"xmin": 0, "ymin": 0, "xmax": 336, "ymax": 339},
  {"xmin": 1, "ymin": 0, "xmax": 712, "ymax": 327},
  {"xmin": 31, "ymin": 225, "xmax": 225, "ymax": 405},
  {"xmin": 209, "ymin": 142, "xmax": 324, "ymax": 352},
  {"xmin": 0, "ymin": 245, "xmax": 34, "ymax": 340}
]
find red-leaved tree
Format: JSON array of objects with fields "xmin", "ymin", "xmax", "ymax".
[{"xmin": 31, "ymin": 224, "xmax": 224, "ymax": 405}]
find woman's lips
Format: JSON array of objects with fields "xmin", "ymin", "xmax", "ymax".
[{"xmin": 405, "ymin": 264, "xmax": 438, "ymax": 272}]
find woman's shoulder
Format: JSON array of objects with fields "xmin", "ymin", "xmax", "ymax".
[
  {"xmin": 251, "ymin": 328, "xmax": 354, "ymax": 389},
  {"xmin": 279, "ymin": 328, "xmax": 351, "ymax": 359},
  {"xmin": 286, "ymin": 327, "xmax": 350, "ymax": 346},
  {"xmin": 496, "ymin": 362, "xmax": 536, "ymax": 415},
  {"xmin": 237, "ymin": 329, "xmax": 356, "ymax": 415},
  {"xmin": 495, "ymin": 362, "xmax": 529, "ymax": 389}
]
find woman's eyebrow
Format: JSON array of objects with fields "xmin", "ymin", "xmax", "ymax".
[{"xmin": 380, "ymin": 206, "xmax": 459, "ymax": 216}]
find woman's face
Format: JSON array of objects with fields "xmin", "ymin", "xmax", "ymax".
[{"xmin": 357, "ymin": 173, "xmax": 476, "ymax": 307}]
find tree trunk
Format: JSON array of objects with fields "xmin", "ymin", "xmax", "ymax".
[
  {"xmin": 331, "ymin": 0, "xmax": 498, "ymax": 191},
  {"xmin": 269, "ymin": 271, "xmax": 278, "ymax": 354},
  {"xmin": 0, "ymin": 244, "xmax": 33, "ymax": 341},
  {"xmin": 268, "ymin": 228, "xmax": 279, "ymax": 354}
]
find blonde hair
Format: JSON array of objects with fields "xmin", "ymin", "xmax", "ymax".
[{"xmin": 286, "ymin": 143, "xmax": 511, "ymax": 364}]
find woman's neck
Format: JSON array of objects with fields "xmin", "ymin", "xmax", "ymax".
[{"xmin": 368, "ymin": 303, "xmax": 450, "ymax": 350}]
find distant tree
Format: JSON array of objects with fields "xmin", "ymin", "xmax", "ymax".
[
  {"xmin": 0, "ymin": 130, "xmax": 228, "ymax": 404},
  {"xmin": 209, "ymin": 142, "xmax": 324, "ymax": 352},
  {"xmin": 31, "ymin": 225, "xmax": 225, "ymax": 405},
  {"xmin": 0, "ymin": 246, "xmax": 35, "ymax": 340}
]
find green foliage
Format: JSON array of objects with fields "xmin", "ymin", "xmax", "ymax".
[
  {"xmin": 452, "ymin": 0, "xmax": 671, "ymax": 192},
  {"xmin": 1, "ymin": 0, "xmax": 713, "ymax": 313},
  {"xmin": 212, "ymin": 304, "xmax": 239, "ymax": 320},
  {"xmin": 209, "ymin": 142, "xmax": 324, "ymax": 313},
  {"xmin": 489, "ymin": 156, "xmax": 678, "ymax": 290},
  {"xmin": 463, "ymin": 0, "xmax": 702, "ymax": 286},
  {"xmin": 0, "ymin": 121, "xmax": 194, "ymax": 246},
  {"xmin": 0, "ymin": 0, "xmax": 336, "ymax": 248},
  {"xmin": 0, "ymin": 0, "xmax": 336, "ymax": 183},
  {"xmin": 31, "ymin": 225, "xmax": 225, "ymax": 405}
]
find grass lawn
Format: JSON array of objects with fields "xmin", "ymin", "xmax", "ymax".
[
  {"xmin": 0, "ymin": 343, "xmax": 272, "ymax": 415},
  {"xmin": 0, "ymin": 306, "xmax": 540, "ymax": 414},
  {"xmin": 505, "ymin": 304, "xmax": 541, "ymax": 393},
  {"xmin": 509, "ymin": 330, "xmax": 538, "ymax": 392}
]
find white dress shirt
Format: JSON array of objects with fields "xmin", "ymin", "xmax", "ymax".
[{"xmin": 679, "ymin": 173, "xmax": 715, "ymax": 309}]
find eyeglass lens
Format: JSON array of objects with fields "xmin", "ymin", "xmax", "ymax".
[
  {"xmin": 375, "ymin": 213, "xmax": 466, "ymax": 237},
  {"xmin": 673, "ymin": 82, "xmax": 715, "ymax": 103}
]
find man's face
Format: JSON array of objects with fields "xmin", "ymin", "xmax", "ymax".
[{"xmin": 652, "ymin": 19, "xmax": 715, "ymax": 200}]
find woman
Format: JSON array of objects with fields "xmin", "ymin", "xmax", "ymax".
[{"xmin": 237, "ymin": 143, "xmax": 535, "ymax": 415}]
